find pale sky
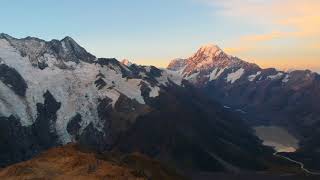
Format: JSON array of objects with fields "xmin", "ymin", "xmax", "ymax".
[{"xmin": 1, "ymin": 0, "xmax": 319, "ymax": 72}]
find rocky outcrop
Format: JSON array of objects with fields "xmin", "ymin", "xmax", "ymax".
[{"xmin": 0, "ymin": 64, "xmax": 27, "ymax": 96}]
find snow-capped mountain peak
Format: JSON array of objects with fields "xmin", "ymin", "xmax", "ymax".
[
  {"xmin": 167, "ymin": 58, "xmax": 187, "ymax": 71},
  {"xmin": 121, "ymin": 59, "xmax": 133, "ymax": 67},
  {"xmin": 190, "ymin": 44, "xmax": 223, "ymax": 62},
  {"xmin": 198, "ymin": 44, "xmax": 222, "ymax": 55},
  {"xmin": 0, "ymin": 33, "xmax": 13, "ymax": 40},
  {"xmin": 168, "ymin": 43, "xmax": 320, "ymax": 90},
  {"xmin": 169, "ymin": 43, "xmax": 246, "ymax": 79},
  {"xmin": 0, "ymin": 34, "xmax": 96, "ymax": 69},
  {"xmin": 61, "ymin": 36, "xmax": 75, "ymax": 42},
  {"xmin": 167, "ymin": 44, "xmax": 262, "ymax": 84}
]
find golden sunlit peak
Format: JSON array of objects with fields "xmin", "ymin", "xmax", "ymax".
[
  {"xmin": 196, "ymin": 44, "xmax": 223, "ymax": 57},
  {"xmin": 199, "ymin": 44, "xmax": 221, "ymax": 51}
]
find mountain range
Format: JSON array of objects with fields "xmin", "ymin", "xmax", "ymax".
[
  {"xmin": 168, "ymin": 44, "xmax": 320, "ymax": 171},
  {"xmin": 0, "ymin": 34, "xmax": 319, "ymax": 179}
]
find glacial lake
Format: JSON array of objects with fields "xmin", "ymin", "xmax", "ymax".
[{"xmin": 254, "ymin": 126, "xmax": 299, "ymax": 153}]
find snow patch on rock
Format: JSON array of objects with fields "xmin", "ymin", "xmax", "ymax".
[
  {"xmin": 157, "ymin": 69, "xmax": 183, "ymax": 86},
  {"xmin": 209, "ymin": 67, "xmax": 226, "ymax": 81},
  {"xmin": 227, "ymin": 68, "xmax": 245, "ymax": 84},
  {"xmin": 186, "ymin": 72, "xmax": 200, "ymax": 83},
  {"xmin": 282, "ymin": 74, "xmax": 290, "ymax": 83},
  {"xmin": 248, "ymin": 71, "xmax": 261, "ymax": 81},
  {"xmin": 149, "ymin": 86, "xmax": 160, "ymax": 98},
  {"xmin": 268, "ymin": 72, "xmax": 284, "ymax": 80}
]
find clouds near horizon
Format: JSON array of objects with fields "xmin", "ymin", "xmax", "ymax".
[{"xmin": 201, "ymin": 0, "xmax": 320, "ymax": 70}]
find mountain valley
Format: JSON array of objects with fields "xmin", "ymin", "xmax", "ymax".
[{"xmin": 0, "ymin": 34, "xmax": 319, "ymax": 179}]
